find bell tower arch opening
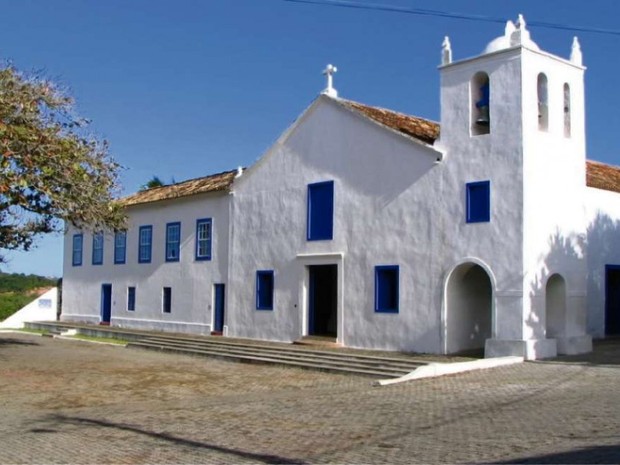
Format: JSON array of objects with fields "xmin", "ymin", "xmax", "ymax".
[
  {"xmin": 545, "ymin": 273, "xmax": 567, "ymax": 338},
  {"xmin": 471, "ymin": 72, "xmax": 490, "ymax": 136},
  {"xmin": 537, "ymin": 73, "xmax": 549, "ymax": 131},
  {"xmin": 445, "ymin": 262, "xmax": 493, "ymax": 354}
]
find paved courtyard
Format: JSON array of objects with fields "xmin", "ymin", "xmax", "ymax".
[{"xmin": 1, "ymin": 332, "xmax": 619, "ymax": 464}]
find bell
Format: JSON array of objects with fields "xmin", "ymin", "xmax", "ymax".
[{"xmin": 476, "ymin": 105, "xmax": 490, "ymax": 126}]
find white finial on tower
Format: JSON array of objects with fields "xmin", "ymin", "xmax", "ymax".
[
  {"xmin": 322, "ymin": 64, "xmax": 338, "ymax": 98},
  {"xmin": 504, "ymin": 20, "xmax": 516, "ymax": 37},
  {"xmin": 441, "ymin": 36, "xmax": 452, "ymax": 65},
  {"xmin": 510, "ymin": 13, "xmax": 534, "ymax": 47},
  {"xmin": 570, "ymin": 36, "xmax": 583, "ymax": 66}
]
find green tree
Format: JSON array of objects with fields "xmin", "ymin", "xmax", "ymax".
[
  {"xmin": 139, "ymin": 175, "xmax": 176, "ymax": 191},
  {"xmin": 0, "ymin": 65, "xmax": 125, "ymax": 260},
  {"xmin": 140, "ymin": 175, "xmax": 166, "ymax": 191}
]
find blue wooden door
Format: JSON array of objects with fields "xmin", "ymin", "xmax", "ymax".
[
  {"xmin": 101, "ymin": 284, "xmax": 112, "ymax": 324},
  {"xmin": 214, "ymin": 284, "xmax": 225, "ymax": 333}
]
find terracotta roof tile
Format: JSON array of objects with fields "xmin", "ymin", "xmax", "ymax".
[
  {"xmin": 586, "ymin": 160, "xmax": 620, "ymax": 194},
  {"xmin": 337, "ymin": 98, "xmax": 440, "ymax": 145},
  {"xmin": 121, "ymin": 169, "xmax": 239, "ymax": 207}
]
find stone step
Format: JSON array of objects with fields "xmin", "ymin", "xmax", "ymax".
[
  {"xmin": 129, "ymin": 338, "xmax": 417, "ymax": 376},
  {"xmin": 128, "ymin": 341, "xmax": 409, "ymax": 378},
  {"xmin": 139, "ymin": 335, "xmax": 426, "ymax": 368}
]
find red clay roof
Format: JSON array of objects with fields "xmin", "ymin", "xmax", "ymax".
[
  {"xmin": 121, "ymin": 169, "xmax": 239, "ymax": 207},
  {"xmin": 586, "ymin": 160, "xmax": 620, "ymax": 194},
  {"xmin": 336, "ymin": 98, "xmax": 440, "ymax": 145}
]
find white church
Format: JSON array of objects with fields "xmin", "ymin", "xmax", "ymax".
[{"xmin": 62, "ymin": 16, "xmax": 620, "ymax": 359}]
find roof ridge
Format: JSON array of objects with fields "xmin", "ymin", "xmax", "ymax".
[
  {"xmin": 121, "ymin": 168, "xmax": 241, "ymax": 207},
  {"xmin": 331, "ymin": 97, "xmax": 440, "ymax": 145},
  {"xmin": 337, "ymin": 97, "xmax": 440, "ymax": 124},
  {"xmin": 587, "ymin": 159, "xmax": 620, "ymax": 169},
  {"xmin": 136, "ymin": 168, "xmax": 241, "ymax": 193}
]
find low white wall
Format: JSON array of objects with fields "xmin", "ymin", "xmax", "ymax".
[{"xmin": 0, "ymin": 288, "xmax": 58, "ymax": 329}]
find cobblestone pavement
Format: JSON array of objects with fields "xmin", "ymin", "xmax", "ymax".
[{"xmin": 1, "ymin": 333, "xmax": 619, "ymax": 464}]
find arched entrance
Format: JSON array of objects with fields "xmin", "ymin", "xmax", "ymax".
[
  {"xmin": 446, "ymin": 263, "xmax": 493, "ymax": 354},
  {"xmin": 545, "ymin": 274, "xmax": 566, "ymax": 338}
]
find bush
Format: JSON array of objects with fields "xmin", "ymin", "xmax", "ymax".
[{"xmin": 0, "ymin": 293, "xmax": 33, "ymax": 321}]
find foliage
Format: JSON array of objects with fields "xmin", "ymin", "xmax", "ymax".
[
  {"xmin": 0, "ymin": 65, "xmax": 126, "ymax": 259},
  {"xmin": 0, "ymin": 271, "xmax": 56, "ymax": 293},
  {"xmin": 0, "ymin": 271, "xmax": 56, "ymax": 321},
  {"xmin": 139, "ymin": 175, "xmax": 176, "ymax": 191},
  {"xmin": 0, "ymin": 292, "xmax": 31, "ymax": 320},
  {"xmin": 140, "ymin": 175, "xmax": 166, "ymax": 191}
]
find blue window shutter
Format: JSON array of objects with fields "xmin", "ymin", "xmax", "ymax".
[
  {"xmin": 256, "ymin": 270, "xmax": 274, "ymax": 310},
  {"xmin": 138, "ymin": 226, "xmax": 153, "ymax": 263},
  {"xmin": 307, "ymin": 181, "xmax": 334, "ymax": 241},
  {"xmin": 127, "ymin": 287, "xmax": 136, "ymax": 311},
  {"xmin": 72, "ymin": 234, "xmax": 83, "ymax": 266},
  {"xmin": 375, "ymin": 265, "xmax": 399, "ymax": 313},
  {"xmin": 163, "ymin": 287, "xmax": 172, "ymax": 313},
  {"xmin": 195, "ymin": 218, "xmax": 212, "ymax": 260},
  {"xmin": 466, "ymin": 181, "xmax": 491, "ymax": 223},
  {"xmin": 165, "ymin": 222, "xmax": 181, "ymax": 262},
  {"xmin": 92, "ymin": 233, "xmax": 104, "ymax": 265},
  {"xmin": 114, "ymin": 231, "xmax": 126, "ymax": 264}
]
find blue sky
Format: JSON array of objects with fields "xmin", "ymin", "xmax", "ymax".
[{"xmin": 2, "ymin": 0, "xmax": 620, "ymax": 277}]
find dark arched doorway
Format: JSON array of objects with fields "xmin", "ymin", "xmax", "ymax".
[{"xmin": 446, "ymin": 263, "xmax": 493, "ymax": 353}]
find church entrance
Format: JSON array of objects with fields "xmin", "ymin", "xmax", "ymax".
[{"xmin": 308, "ymin": 265, "xmax": 337, "ymax": 337}]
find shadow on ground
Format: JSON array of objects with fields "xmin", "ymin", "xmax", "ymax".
[
  {"xmin": 493, "ymin": 443, "xmax": 620, "ymax": 464},
  {"xmin": 44, "ymin": 414, "xmax": 307, "ymax": 464},
  {"xmin": 543, "ymin": 338, "xmax": 620, "ymax": 367},
  {"xmin": 0, "ymin": 336, "xmax": 39, "ymax": 347}
]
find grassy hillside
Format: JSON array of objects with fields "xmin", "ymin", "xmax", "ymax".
[{"xmin": 0, "ymin": 272, "xmax": 58, "ymax": 321}]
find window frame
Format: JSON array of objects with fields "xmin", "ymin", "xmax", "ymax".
[
  {"xmin": 256, "ymin": 270, "xmax": 275, "ymax": 311},
  {"xmin": 114, "ymin": 231, "xmax": 127, "ymax": 265},
  {"xmin": 127, "ymin": 286, "xmax": 136, "ymax": 312},
  {"xmin": 92, "ymin": 232, "xmax": 104, "ymax": 265},
  {"xmin": 138, "ymin": 225, "xmax": 153, "ymax": 264},
  {"xmin": 374, "ymin": 265, "xmax": 400, "ymax": 313},
  {"xmin": 165, "ymin": 222, "xmax": 181, "ymax": 263},
  {"xmin": 195, "ymin": 218, "xmax": 213, "ymax": 261},
  {"xmin": 466, "ymin": 181, "xmax": 491, "ymax": 224},
  {"xmin": 162, "ymin": 287, "xmax": 172, "ymax": 314},
  {"xmin": 307, "ymin": 180, "xmax": 334, "ymax": 241},
  {"xmin": 72, "ymin": 233, "xmax": 83, "ymax": 267}
]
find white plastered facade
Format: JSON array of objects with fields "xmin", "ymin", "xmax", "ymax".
[{"xmin": 63, "ymin": 19, "xmax": 620, "ymax": 359}]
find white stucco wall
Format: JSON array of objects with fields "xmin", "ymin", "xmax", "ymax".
[
  {"xmin": 520, "ymin": 48, "xmax": 589, "ymax": 353},
  {"xmin": 227, "ymin": 84, "xmax": 534, "ymax": 354},
  {"xmin": 228, "ymin": 98, "xmax": 444, "ymax": 351},
  {"xmin": 439, "ymin": 49, "xmax": 528, "ymax": 354},
  {"xmin": 62, "ymin": 192, "xmax": 230, "ymax": 334},
  {"xmin": 584, "ymin": 186, "xmax": 620, "ymax": 336},
  {"xmin": 436, "ymin": 42, "xmax": 593, "ymax": 358}
]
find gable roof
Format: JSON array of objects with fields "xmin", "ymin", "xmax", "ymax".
[
  {"xmin": 121, "ymin": 169, "xmax": 239, "ymax": 207},
  {"xmin": 586, "ymin": 160, "xmax": 620, "ymax": 194},
  {"xmin": 335, "ymin": 98, "xmax": 440, "ymax": 145}
]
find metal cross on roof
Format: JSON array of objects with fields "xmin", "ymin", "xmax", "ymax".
[{"xmin": 322, "ymin": 64, "xmax": 338, "ymax": 98}]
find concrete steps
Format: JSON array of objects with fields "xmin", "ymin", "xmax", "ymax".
[{"xmin": 127, "ymin": 335, "xmax": 424, "ymax": 378}]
